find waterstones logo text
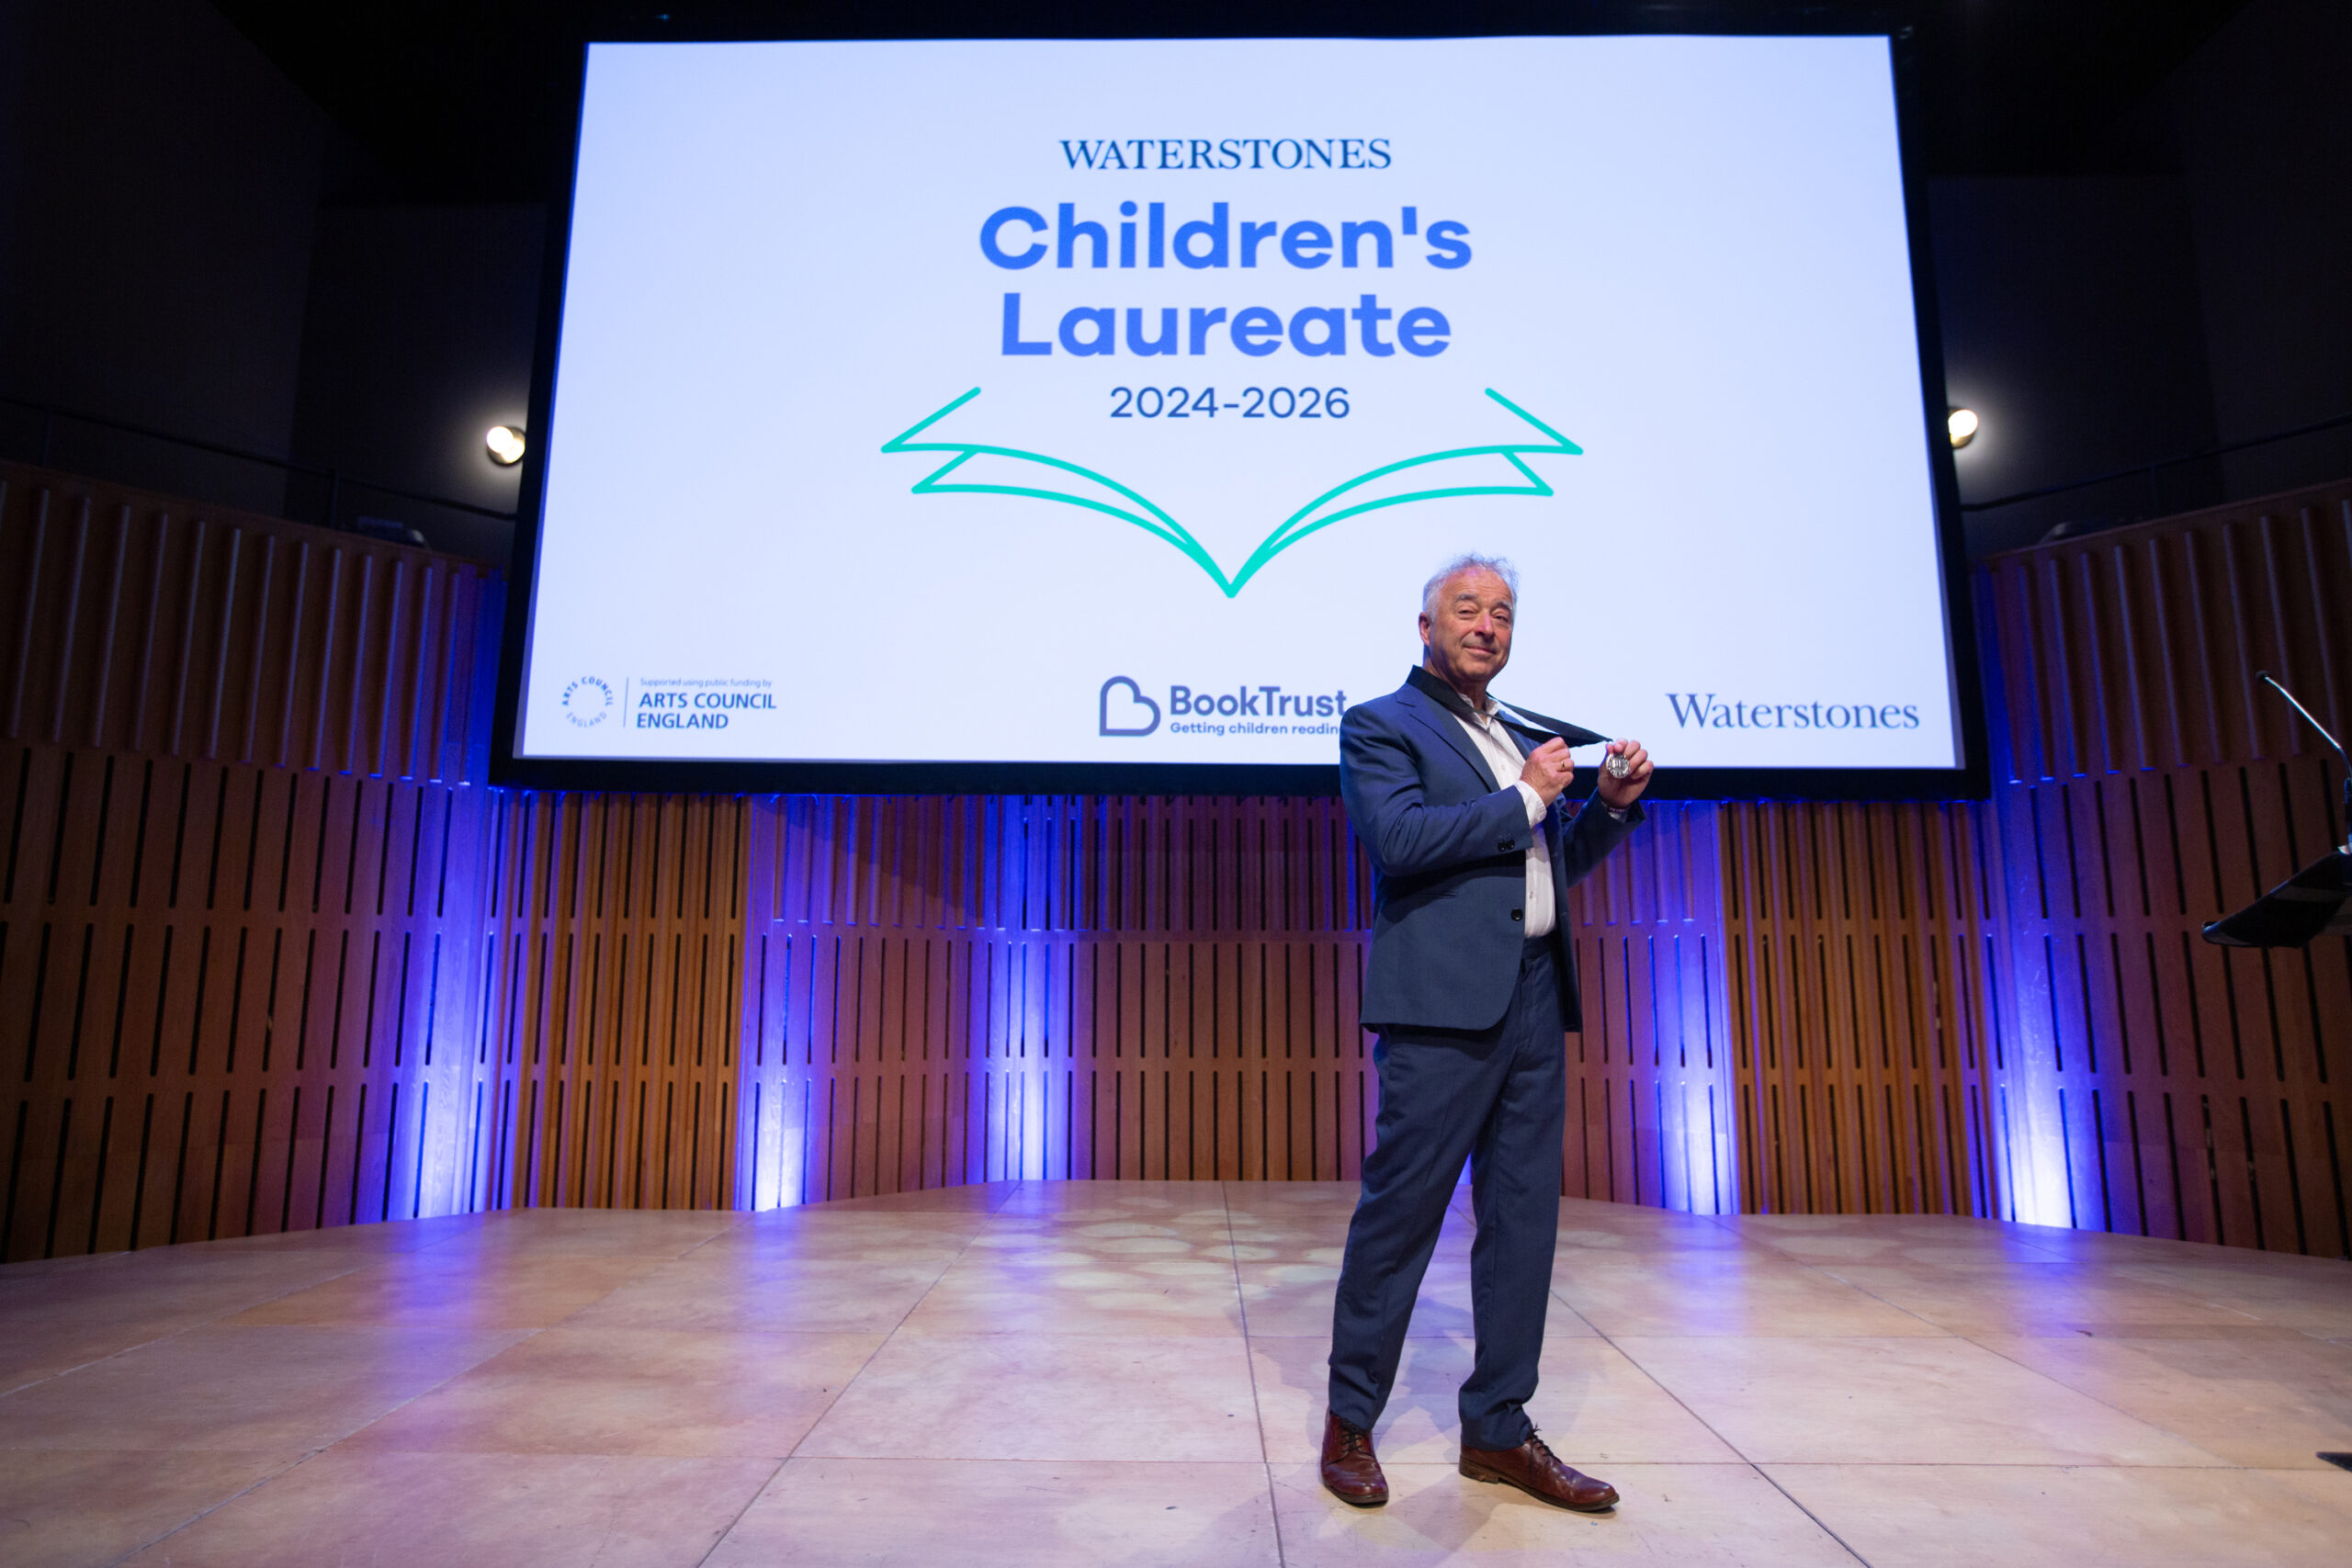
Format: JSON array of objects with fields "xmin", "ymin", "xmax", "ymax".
[
  {"xmin": 1668, "ymin": 694, "xmax": 1922, "ymax": 731},
  {"xmin": 1058, "ymin": 138, "xmax": 1393, "ymax": 172}
]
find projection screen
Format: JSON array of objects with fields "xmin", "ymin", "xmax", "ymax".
[{"xmin": 501, "ymin": 34, "xmax": 1979, "ymax": 795}]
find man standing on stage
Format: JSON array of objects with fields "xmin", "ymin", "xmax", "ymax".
[{"xmin": 1321, "ymin": 553, "xmax": 1652, "ymax": 1513}]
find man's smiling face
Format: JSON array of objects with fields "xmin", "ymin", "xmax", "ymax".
[{"xmin": 1419, "ymin": 566, "xmax": 1515, "ymax": 699}]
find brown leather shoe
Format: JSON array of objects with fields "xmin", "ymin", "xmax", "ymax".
[
  {"xmin": 1320, "ymin": 1411, "xmax": 1388, "ymax": 1506},
  {"xmin": 1459, "ymin": 1432, "xmax": 1619, "ymax": 1511}
]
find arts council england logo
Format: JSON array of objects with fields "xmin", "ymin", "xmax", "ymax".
[{"xmin": 562, "ymin": 676, "xmax": 614, "ymax": 728}]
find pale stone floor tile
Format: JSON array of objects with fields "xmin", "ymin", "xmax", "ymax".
[
  {"xmin": 118, "ymin": 1448, "xmax": 778, "ymax": 1568},
  {"xmin": 896, "ymin": 1268, "xmax": 1248, "ymax": 1337},
  {"xmin": 968, "ymin": 1212, "xmax": 1238, "ymax": 1259},
  {"xmin": 1224, "ymin": 1219, "xmax": 1358, "ymax": 1245},
  {"xmin": 698, "ymin": 1235, "xmax": 978, "ymax": 1269},
  {"xmin": 188, "ymin": 1212, "xmax": 496, "ymax": 1256},
  {"xmin": 340, "ymin": 1326, "xmax": 886, "ymax": 1458},
  {"xmin": 1724, "ymin": 1213, "xmax": 2072, "ymax": 1257},
  {"xmin": 997, "ymin": 1179, "xmax": 1231, "ymax": 1217},
  {"xmin": 1271, "ymin": 1461, "xmax": 1858, "ymax": 1566},
  {"xmin": 796, "ymin": 1332, "xmax": 1262, "ymax": 1462},
  {"xmin": 1813, "ymin": 1261, "xmax": 2270, "ymax": 1337},
  {"xmin": 1220, "ymin": 1179, "xmax": 1359, "ymax": 1211},
  {"xmin": 788, "ymin": 1179, "xmax": 1012, "ymax": 1217},
  {"xmin": 687, "ymin": 1212, "xmax": 992, "ymax": 1260},
  {"xmin": 1545, "ymin": 1295, "xmax": 1607, "ymax": 1338},
  {"xmin": 2003, "ymin": 1224, "xmax": 2324, "ymax": 1270},
  {"xmin": 0, "ymin": 1448, "xmax": 301, "ymax": 1568},
  {"xmin": 1972, "ymin": 1334, "xmax": 2352, "ymax": 1469},
  {"xmin": 910, "ymin": 1216, "xmax": 1246, "ymax": 1337},
  {"xmin": 1557, "ymin": 1252, "xmax": 1951, "ymax": 1337},
  {"xmin": 1226, "ymin": 1200, "xmax": 1354, "ymax": 1224},
  {"xmin": 1530, "ymin": 1337, "xmax": 1744, "ymax": 1466},
  {"xmin": 420, "ymin": 1208, "xmax": 746, "ymax": 1259},
  {"xmin": 2109, "ymin": 1259, "xmax": 2352, "ymax": 1335},
  {"xmin": 0, "ymin": 1248, "xmax": 376, "ymax": 1390},
  {"xmin": 1230, "ymin": 1233, "xmax": 1471, "ymax": 1269},
  {"xmin": 1744, "ymin": 1229, "xmax": 2098, "ymax": 1269},
  {"xmin": 1615, "ymin": 1336, "xmax": 2231, "ymax": 1466},
  {"xmin": 705, "ymin": 1457, "xmax": 1281, "ymax": 1566},
  {"xmin": 1765, "ymin": 1461, "xmax": 2352, "ymax": 1568},
  {"xmin": 0, "ymin": 1323, "xmax": 528, "ymax": 1451},
  {"xmin": 956, "ymin": 1224, "xmax": 1227, "ymax": 1261},
  {"xmin": 220, "ymin": 1251, "xmax": 662, "ymax": 1328},
  {"xmin": 1227, "ymin": 1231, "xmax": 1358, "ymax": 1255},
  {"xmin": 1554, "ymin": 1201, "xmax": 1755, "ymax": 1256},
  {"xmin": 562, "ymin": 1254, "xmax": 950, "ymax": 1333}
]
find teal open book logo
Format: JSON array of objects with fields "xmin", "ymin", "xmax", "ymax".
[{"xmin": 882, "ymin": 389, "xmax": 1582, "ymax": 597}]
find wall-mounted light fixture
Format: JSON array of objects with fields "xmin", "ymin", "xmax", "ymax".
[
  {"xmin": 485, "ymin": 425, "xmax": 527, "ymax": 466},
  {"xmin": 1947, "ymin": 407, "xmax": 1979, "ymax": 449}
]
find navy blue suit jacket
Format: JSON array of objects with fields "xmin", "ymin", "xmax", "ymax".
[{"xmin": 1340, "ymin": 672, "xmax": 1643, "ymax": 1033}]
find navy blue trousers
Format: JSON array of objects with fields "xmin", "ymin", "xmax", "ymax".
[{"xmin": 1327, "ymin": 940, "xmax": 1566, "ymax": 1451}]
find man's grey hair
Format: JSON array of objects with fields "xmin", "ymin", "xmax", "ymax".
[{"xmin": 1420, "ymin": 553, "xmax": 1520, "ymax": 619}]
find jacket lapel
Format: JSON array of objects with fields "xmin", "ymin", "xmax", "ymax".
[{"xmin": 1395, "ymin": 678, "xmax": 1501, "ymax": 793}]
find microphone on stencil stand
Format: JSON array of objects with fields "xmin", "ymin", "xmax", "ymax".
[
  {"xmin": 2256, "ymin": 671, "xmax": 2351, "ymax": 853},
  {"xmin": 2200, "ymin": 672, "xmax": 2352, "ymax": 950}
]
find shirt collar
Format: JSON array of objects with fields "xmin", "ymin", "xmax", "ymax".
[{"xmin": 1407, "ymin": 664, "xmax": 1513, "ymax": 734}]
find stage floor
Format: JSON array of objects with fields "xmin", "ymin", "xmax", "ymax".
[{"xmin": 1, "ymin": 1183, "xmax": 2347, "ymax": 1566}]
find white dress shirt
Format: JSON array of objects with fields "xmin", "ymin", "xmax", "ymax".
[{"xmin": 1447, "ymin": 697, "xmax": 1557, "ymax": 939}]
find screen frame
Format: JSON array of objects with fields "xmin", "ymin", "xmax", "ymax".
[{"xmin": 491, "ymin": 5, "xmax": 1989, "ymax": 803}]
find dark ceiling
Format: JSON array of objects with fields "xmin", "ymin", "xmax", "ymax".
[{"xmin": 209, "ymin": 0, "xmax": 2254, "ymax": 204}]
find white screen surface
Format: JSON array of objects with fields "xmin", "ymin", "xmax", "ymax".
[{"xmin": 517, "ymin": 36, "xmax": 1959, "ymax": 772}]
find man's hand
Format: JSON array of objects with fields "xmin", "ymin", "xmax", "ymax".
[
  {"xmin": 1595, "ymin": 739, "xmax": 1653, "ymax": 811},
  {"xmin": 1519, "ymin": 738, "xmax": 1576, "ymax": 807}
]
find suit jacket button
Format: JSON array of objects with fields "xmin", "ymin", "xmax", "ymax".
[
  {"xmin": 1510, "ymin": 908, "xmax": 1523, "ymax": 921},
  {"xmin": 1498, "ymin": 838, "xmax": 1513, "ymax": 851}
]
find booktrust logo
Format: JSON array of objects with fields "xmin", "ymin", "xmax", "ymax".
[
  {"xmin": 1100, "ymin": 676, "xmax": 1161, "ymax": 736},
  {"xmin": 1102, "ymin": 678, "xmax": 1347, "ymax": 738}
]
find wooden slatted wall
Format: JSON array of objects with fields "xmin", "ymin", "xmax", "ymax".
[
  {"xmin": 734, "ymin": 792, "xmax": 1380, "ymax": 1204},
  {"xmin": 0, "ymin": 465, "xmax": 498, "ymax": 784},
  {"xmin": 1976, "ymin": 479, "xmax": 2352, "ymax": 1253},
  {"xmin": 0, "ymin": 743, "xmax": 512, "ymax": 1258},
  {"xmin": 1565, "ymin": 802, "xmax": 1737, "ymax": 1213},
  {"xmin": 0, "ymin": 462, "xmax": 518, "ymax": 1259},
  {"xmin": 1718, "ymin": 800, "xmax": 2008, "ymax": 1224},
  {"xmin": 730, "ymin": 790, "xmax": 1729, "ymax": 1211},
  {"xmin": 5, "ymin": 456, "xmax": 2344, "ymax": 1258},
  {"xmin": 477, "ymin": 789, "xmax": 749, "ymax": 1215}
]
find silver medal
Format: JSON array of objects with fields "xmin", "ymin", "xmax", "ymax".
[{"xmin": 1603, "ymin": 750, "xmax": 1633, "ymax": 779}]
